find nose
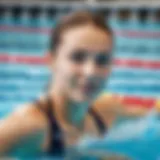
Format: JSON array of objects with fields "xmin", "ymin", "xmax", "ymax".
[{"xmin": 82, "ymin": 60, "xmax": 97, "ymax": 78}]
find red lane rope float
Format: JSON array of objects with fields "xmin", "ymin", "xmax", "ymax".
[
  {"xmin": 0, "ymin": 54, "xmax": 47, "ymax": 64},
  {"xmin": 114, "ymin": 59, "xmax": 160, "ymax": 69},
  {"xmin": 102, "ymin": 93, "xmax": 157, "ymax": 108},
  {"xmin": 100, "ymin": 93, "xmax": 158, "ymax": 109},
  {"xmin": 121, "ymin": 96, "xmax": 156, "ymax": 108},
  {"xmin": 0, "ymin": 54, "xmax": 160, "ymax": 69}
]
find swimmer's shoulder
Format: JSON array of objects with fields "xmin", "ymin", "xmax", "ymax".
[
  {"xmin": 0, "ymin": 96, "xmax": 49, "ymax": 155},
  {"xmin": 11, "ymin": 96, "xmax": 49, "ymax": 132},
  {"xmin": 92, "ymin": 93, "xmax": 123, "ymax": 127},
  {"xmin": 93, "ymin": 93, "xmax": 150, "ymax": 122},
  {"xmin": 93, "ymin": 93, "xmax": 122, "ymax": 111}
]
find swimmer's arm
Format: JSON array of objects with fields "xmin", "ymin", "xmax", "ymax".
[
  {"xmin": 120, "ymin": 106, "xmax": 149, "ymax": 117},
  {"xmin": 95, "ymin": 94, "xmax": 151, "ymax": 116},
  {"xmin": 94, "ymin": 95, "xmax": 149, "ymax": 127},
  {"xmin": 102, "ymin": 103, "xmax": 149, "ymax": 118},
  {"xmin": 0, "ymin": 106, "xmax": 46, "ymax": 156}
]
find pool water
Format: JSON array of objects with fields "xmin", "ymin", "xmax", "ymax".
[
  {"xmin": 76, "ymin": 109, "xmax": 160, "ymax": 160},
  {"xmin": 1, "ymin": 109, "xmax": 160, "ymax": 160}
]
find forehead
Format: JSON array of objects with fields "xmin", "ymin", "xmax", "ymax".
[{"xmin": 60, "ymin": 24, "xmax": 112, "ymax": 52}]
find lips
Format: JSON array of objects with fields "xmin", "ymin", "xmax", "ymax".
[{"xmin": 81, "ymin": 83, "xmax": 98, "ymax": 94}]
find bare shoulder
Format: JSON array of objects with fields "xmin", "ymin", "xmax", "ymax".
[
  {"xmin": 3, "ymin": 100, "xmax": 48, "ymax": 132},
  {"xmin": 0, "ymin": 97, "xmax": 49, "ymax": 154},
  {"xmin": 93, "ymin": 93, "xmax": 123, "ymax": 111},
  {"xmin": 92, "ymin": 93, "xmax": 123, "ymax": 127},
  {"xmin": 92, "ymin": 93, "xmax": 149, "ymax": 127}
]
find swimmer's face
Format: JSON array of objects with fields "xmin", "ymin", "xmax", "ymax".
[{"xmin": 50, "ymin": 25, "xmax": 113, "ymax": 103}]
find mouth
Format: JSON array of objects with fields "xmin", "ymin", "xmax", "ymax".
[{"xmin": 81, "ymin": 83, "xmax": 98, "ymax": 94}]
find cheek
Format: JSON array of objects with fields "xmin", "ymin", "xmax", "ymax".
[
  {"xmin": 54, "ymin": 57, "xmax": 81, "ymax": 87},
  {"xmin": 54, "ymin": 55, "xmax": 72, "ymax": 75},
  {"xmin": 67, "ymin": 64, "xmax": 82, "ymax": 88}
]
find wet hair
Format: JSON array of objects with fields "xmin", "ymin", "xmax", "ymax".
[{"xmin": 49, "ymin": 10, "xmax": 113, "ymax": 53}]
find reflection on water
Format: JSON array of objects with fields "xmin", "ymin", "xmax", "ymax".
[
  {"xmin": 3, "ymin": 109, "xmax": 160, "ymax": 160},
  {"xmin": 75, "ymin": 108, "xmax": 160, "ymax": 160}
]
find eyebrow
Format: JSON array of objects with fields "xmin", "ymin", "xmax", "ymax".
[{"xmin": 73, "ymin": 48, "xmax": 110, "ymax": 54}]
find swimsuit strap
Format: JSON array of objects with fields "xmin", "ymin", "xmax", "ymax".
[
  {"xmin": 36, "ymin": 98, "xmax": 65, "ymax": 156},
  {"xmin": 89, "ymin": 107, "xmax": 107, "ymax": 135},
  {"xmin": 36, "ymin": 97, "xmax": 107, "ymax": 156}
]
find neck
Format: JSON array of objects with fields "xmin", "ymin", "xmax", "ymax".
[
  {"xmin": 49, "ymin": 85, "xmax": 90, "ymax": 129},
  {"xmin": 66, "ymin": 100, "xmax": 90, "ymax": 127}
]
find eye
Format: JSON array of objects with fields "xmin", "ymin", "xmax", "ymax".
[
  {"xmin": 95, "ymin": 53, "xmax": 112, "ymax": 66},
  {"xmin": 70, "ymin": 50, "xmax": 87, "ymax": 63}
]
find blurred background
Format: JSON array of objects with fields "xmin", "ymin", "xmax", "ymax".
[{"xmin": 0, "ymin": 0, "xmax": 159, "ymax": 117}]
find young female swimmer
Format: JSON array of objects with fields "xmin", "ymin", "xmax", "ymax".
[{"xmin": 0, "ymin": 11, "xmax": 147, "ymax": 157}]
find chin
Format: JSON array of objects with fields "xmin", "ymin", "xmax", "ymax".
[{"xmin": 71, "ymin": 92, "xmax": 97, "ymax": 103}]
